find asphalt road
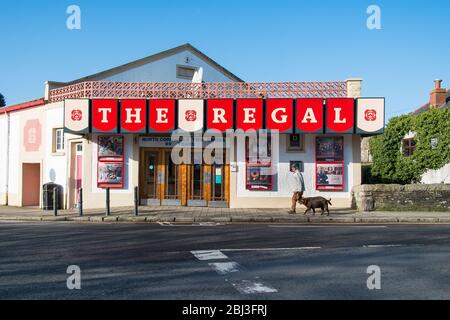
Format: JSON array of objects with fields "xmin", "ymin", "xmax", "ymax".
[{"xmin": 1, "ymin": 221, "xmax": 450, "ymax": 299}]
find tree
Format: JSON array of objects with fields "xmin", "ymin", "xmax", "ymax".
[
  {"xmin": 370, "ymin": 108, "xmax": 450, "ymax": 184},
  {"xmin": 0, "ymin": 93, "xmax": 5, "ymax": 108}
]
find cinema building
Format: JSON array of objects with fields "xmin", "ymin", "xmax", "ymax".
[{"xmin": 0, "ymin": 44, "xmax": 385, "ymax": 210}]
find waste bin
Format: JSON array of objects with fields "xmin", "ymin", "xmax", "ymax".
[{"xmin": 42, "ymin": 183, "xmax": 63, "ymax": 210}]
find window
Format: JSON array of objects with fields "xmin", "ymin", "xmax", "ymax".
[
  {"xmin": 403, "ymin": 138, "xmax": 416, "ymax": 156},
  {"xmin": 245, "ymin": 136, "xmax": 273, "ymax": 191},
  {"xmin": 176, "ymin": 65, "xmax": 196, "ymax": 80},
  {"xmin": 287, "ymin": 134, "xmax": 305, "ymax": 152},
  {"xmin": 53, "ymin": 128, "xmax": 65, "ymax": 153}
]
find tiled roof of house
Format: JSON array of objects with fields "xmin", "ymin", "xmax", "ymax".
[{"xmin": 412, "ymin": 90, "xmax": 450, "ymax": 115}]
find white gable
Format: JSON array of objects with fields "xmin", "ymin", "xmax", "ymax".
[{"xmin": 99, "ymin": 49, "xmax": 235, "ymax": 83}]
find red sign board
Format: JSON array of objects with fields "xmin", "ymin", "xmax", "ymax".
[
  {"xmin": 206, "ymin": 99, "xmax": 234, "ymax": 132},
  {"xmin": 92, "ymin": 99, "xmax": 118, "ymax": 133},
  {"xmin": 296, "ymin": 98, "xmax": 324, "ymax": 133},
  {"xmin": 236, "ymin": 99, "xmax": 263, "ymax": 131},
  {"xmin": 149, "ymin": 99, "xmax": 175, "ymax": 133},
  {"xmin": 65, "ymin": 97, "xmax": 384, "ymax": 135},
  {"xmin": 265, "ymin": 99, "xmax": 293, "ymax": 133},
  {"xmin": 120, "ymin": 99, "xmax": 147, "ymax": 133},
  {"xmin": 325, "ymin": 98, "xmax": 354, "ymax": 133}
]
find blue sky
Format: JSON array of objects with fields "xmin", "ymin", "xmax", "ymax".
[{"xmin": 1, "ymin": 0, "xmax": 449, "ymax": 119}]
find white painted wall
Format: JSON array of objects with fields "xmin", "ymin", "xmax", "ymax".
[
  {"xmin": 43, "ymin": 104, "xmax": 68, "ymax": 191},
  {"xmin": 0, "ymin": 115, "xmax": 8, "ymax": 204},
  {"xmin": 103, "ymin": 49, "xmax": 235, "ymax": 83},
  {"xmin": 8, "ymin": 115, "xmax": 20, "ymax": 196},
  {"xmin": 235, "ymin": 135, "xmax": 354, "ymax": 199},
  {"xmin": 421, "ymin": 164, "xmax": 450, "ymax": 184}
]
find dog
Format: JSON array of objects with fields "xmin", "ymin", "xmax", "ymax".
[{"xmin": 299, "ymin": 197, "xmax": 332, "ymax": 216}]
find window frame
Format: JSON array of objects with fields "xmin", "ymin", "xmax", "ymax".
[
  {"xmin": 176, "ymin": 64, "xmax": 197, "ymax": 80},
  {"xmin": 286, "ymin": 134, "xmax": 305, "ymax": 152},
  {"xmin": 402, "ymin": 138, "xmax": 416, "ymax": 157},
  {"xmin": 52, "ymin": 128, "xmax": 65, "ymax": 154}
]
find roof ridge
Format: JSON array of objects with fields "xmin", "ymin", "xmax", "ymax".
[{"xmin": 61, "ymin": 43, "xmax": 243, "ymax": 85}]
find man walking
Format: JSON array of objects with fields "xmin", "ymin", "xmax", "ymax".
[{"xmin": 288, "ymin": 164, "xmax": 305, "ymax": 214}]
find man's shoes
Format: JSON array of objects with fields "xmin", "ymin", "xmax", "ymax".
[{"xmin": 288, "ymin": 210, "xmax": 296, "ymax": 214}]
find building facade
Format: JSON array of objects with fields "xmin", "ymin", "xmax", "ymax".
[{"xmin": 0, "ymin": 44, "xmax": 385, "ymax": 210}]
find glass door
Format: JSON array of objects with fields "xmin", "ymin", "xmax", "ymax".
[
  {"xmin": 162, "ymin": 150, "xmax": 181, "ymax": 205},
  {"xmin": 188, "ymin": 163, "xmax": 207, "ymax": 206},
  {"xmin": 209, "ymin": 150, "xmax": 228, "ymax": 208},
  {"xmin": 141, "ymin": 151, "xmax": 160, "ymax": 205}
]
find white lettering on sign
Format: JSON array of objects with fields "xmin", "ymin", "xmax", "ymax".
[
  {"xmin": 156, "ymin": 108, "xmax": 168, "ymax": 123},
  {"xmin": 271, "ymin": 107, "xmax": 287, "ymax": 123},
  {"xmin": 301, "ymin": 108, "xmax": 318, "ymax": 123},
  {"xmin": 125, "ymin": 108, "xmax": 142, "ymax": 123},
  {"xmin": 212, "ymin": 108, "xmax": 227, "ymax": 123},
  {"xmin": 334, "ymin": 108, "xmax": 346, "ymax": 123},
  {"xmin": 98, "ymin": 108, "xmax": 112, "ymax": 123},
  {"xmin": 243, "ymin": 108, "xmax": 256, "ymax": 123}
]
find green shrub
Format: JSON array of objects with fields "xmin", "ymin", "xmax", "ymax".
[{"xmin": 370, "ymin": 108, "xmax": 450, "ymax": 184}]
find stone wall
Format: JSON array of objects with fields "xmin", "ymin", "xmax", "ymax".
[{"xmin": 352, "ymin": 184, "xmax": 450, "ymax": 212}]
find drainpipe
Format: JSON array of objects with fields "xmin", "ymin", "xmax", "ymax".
[{"xmin": 5, "ymin": 111, "xmax": 10, "ymax": 205}]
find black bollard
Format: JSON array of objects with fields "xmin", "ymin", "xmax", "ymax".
[
  {"xmin": 106, "ymin": 188, "xmax": 111, "ymax": 216},
  {"xmin": 53, "ymin": 187, "xmax": 58, "ymax": 217},
  {"xmin": 78, "ymin": 188, "xmax": 83, "ymax": 217},
  {"xmin": 134, "ymin": 186, "xmax": 139, "ymax": 216}
]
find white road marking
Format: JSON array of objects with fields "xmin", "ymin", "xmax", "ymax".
[
  {"xmin": 208, "ymin": 262, "xmax": 241, "ymax": 275},
  {"xmin": 268, "ymin": 225, "xmax": 388, "ymax": 228},
  {"xmin": 363, "ymin": 244, "xmax": 404, "ymax": 248},
  {"xmin": 191, "ymin": 250, "xmax": 229, "ymax": 261},
  {"xmin": 232, "ymin": 280, "xmax": 278, "ymax": 294},
  {"xmin": 220, "ymin": 247, "xmax": 321, "ymax": 252},
  {"xmin": 157, "ymin": 222, "xmax": 223, "ymax": 227},
  {"xmin": 157, "ymin": 222, "xmax": 172, "ymax": 226}
]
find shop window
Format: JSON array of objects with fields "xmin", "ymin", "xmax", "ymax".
[
  {"xmin": 176, "ymin": 65, "xmax": 196, "ymax": 80},
  {"xmin": 315, "ymin": 136, "xmax": 344, "ymax": 191},
  {"xmin": 287, "ymin": 134, "xmax": 305, "ymax": 152},
  {"xmin": 52, "ymin": 128, "xmax": 65, "ymax": 153},
  {"xmin": 402, "ymin": 138, "xmax": 416, "ymax": 157},
  {"xmin": 245, "ymin": 136, "xmax": 273, "ymax": 191},
  {"xmin": 97, "ymin": 136, "xmax": 124, "ymax": 189}
]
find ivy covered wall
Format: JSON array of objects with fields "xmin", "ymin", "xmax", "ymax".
[{"xmin": 369, "ymin": 108, "xmax": 450, "ymax": 184}]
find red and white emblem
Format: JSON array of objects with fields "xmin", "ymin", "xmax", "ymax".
[
  {"xmin": 23, "ymin": 119, "xmax": 42, "ymax": 152},
  {"xmin": 365, "ymin": 109, "xmax": 377, "ymax": 121},
  {"xmin": 185, "ymin": 110, "xmax": 197, "ymax": 122},
  {"xmin": 64, "ymin": 99, "xmax": 89, "ymax": 133},
  {"xmin": 356, "ymin": 98, "xmax": 385, "ymax": 135},
  {"xmin": 71, "ymin": 109, "xmax": 82, "ymax": 121},
  {"xmin": 178, "ymin": 100, "xmax": 204, "ymax": 132}
]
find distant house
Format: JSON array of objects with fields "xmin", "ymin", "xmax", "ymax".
[
  {"xmin": 409, "ymin": 80, "xmax": 449, "ymax": 183},
  {"xmin": 362, "ymin": 80, "xmax": 449, "ymax": 183}
]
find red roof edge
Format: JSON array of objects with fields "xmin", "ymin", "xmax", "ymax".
[{"xmin": 0, "ymin": 98, "xmax": 46, "ymax": 114}]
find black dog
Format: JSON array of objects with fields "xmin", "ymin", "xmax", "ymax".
[{"xmin": 299, "ymin": 197, "xmax": 332, "ymax": 216}]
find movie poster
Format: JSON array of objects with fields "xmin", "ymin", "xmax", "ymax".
[
  {"xmin": 98, "ymin": 136, "xmax": 124, "ymax": 158},
  {"xmin": 316, "ymin": 137, "xmax": 343, "ymax": 162},
  {"xmin": 98, "ymin": 162, "xmax": 123, "ymax": 186},
  {"xmin": 246, "ymin": 164, "xmax": 273, "ymax": 190},
  {"xmin": 316, "ymin": 163, "xmax": 344, "ymax": 187}
]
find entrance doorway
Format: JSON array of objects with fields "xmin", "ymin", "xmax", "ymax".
[
  {"xmin": 22, "ymin": 163, "xmax": 41, "ymax": 207},
  {"xmin": 140, "ymin": 149, "xmax": 182, "ymax": 206},
  {"xmin": 139, "ymin": 148, "xmax": 229, "ymax": 207}
]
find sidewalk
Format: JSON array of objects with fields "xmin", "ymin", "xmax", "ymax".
[{"xmin": 1, "ymin": 205, "xmax": 450, "ymax": 224}]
